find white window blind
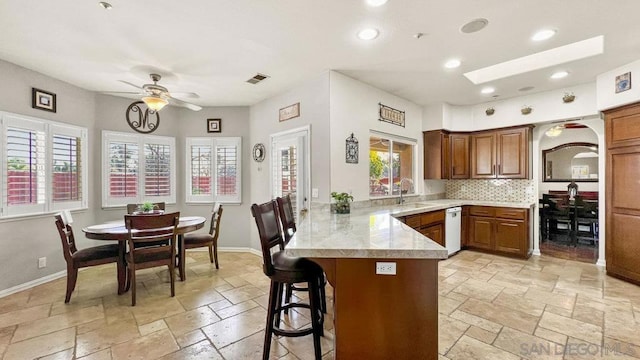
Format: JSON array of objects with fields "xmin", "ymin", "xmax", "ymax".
[
  {"xmin": 1, "ymin": 112, "xmax": 88, "ymax": 218},
  {"xmin": 102, "ymin": 131, "xmax": 175, "ymax": 207},
  {"xmin": 185, "ymin": 137, "xmax": 241, "ymax": 204}
]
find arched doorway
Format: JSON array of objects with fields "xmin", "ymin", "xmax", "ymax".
[{"xmin": 532, "ymin": 118, "xmax": 605, "ymax": 265}]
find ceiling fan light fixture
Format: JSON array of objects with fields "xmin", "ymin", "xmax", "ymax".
[
  {"xmin": 545, "ymin": 125, "xmax": 564, "ymax": 137},
  {"xmin": 142, "ymin": 95, "xmax": 169, "ymax": 111}
]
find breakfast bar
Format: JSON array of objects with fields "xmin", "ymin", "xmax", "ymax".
[{"xmin": 285, "ymin": 206, "xmax": 448, "ymax": 359}]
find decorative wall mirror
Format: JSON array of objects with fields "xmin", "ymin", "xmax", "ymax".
[{"xmin": 543, "ymin": 142, "xmax": 598, "ymax": 182}]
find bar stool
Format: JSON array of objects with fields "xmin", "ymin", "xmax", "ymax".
[
  {"xmin": 276, "ymin": 195, "xmax": 327, "ymax": 314},
  {"xmin": 251, "ymin": 201, "xmax": 324, "ymax": 360}
]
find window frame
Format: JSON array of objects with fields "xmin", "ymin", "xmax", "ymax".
[
  {"xmin": 0, "ymin": 112, "xmax": 88, "ymax": 218},
  {"xmin": 368, "ymin": 131, "xmax": 417, "ymax": 199},
  {"xmin": 185, "ymin": 137, "xmax": 242, "ymax": 204},
  {"xmin": 102, "ymin": 131, "xmax": 176, "ymax": 208}
]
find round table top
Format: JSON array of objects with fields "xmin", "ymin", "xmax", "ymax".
[{"xmin": 82, "ymin": 216, "xmax": 206, "ymax": 241}]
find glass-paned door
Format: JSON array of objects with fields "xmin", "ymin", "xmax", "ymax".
[{"xmin": 271, "ymin": 129, "xmax": 308, "ymax": 220}]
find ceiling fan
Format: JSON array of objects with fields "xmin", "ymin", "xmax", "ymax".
[{"xmin": 104, "ymin": 73, "xmax": 202, "ymax": 112}]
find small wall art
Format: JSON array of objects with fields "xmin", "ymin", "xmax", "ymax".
[
  {"xmin": 345, "ymin": 133, "xmax": 359, "ymax": 164},
  {"xmin": 207, "ymin": 118, "xmax": 221, "ymax": 133},
  {"xmin": 279, "ymin": 102, "xmax": 300, "ymax": 122},
  {"xmin": 32, "ymin": 88, "xmax": 56, "ymax": 113},
  {"xmin": 379, "ymin": 103, "xmax": 405, "ymax": 127},
  {"xmin": 126, "ymin": 101, "xmax": 160, "ymax": 134},
  {"xmin": 615, "ymin": 72, "xmax": 632, "ymax": 93}
]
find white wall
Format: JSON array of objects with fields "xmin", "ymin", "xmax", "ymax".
[
  {"xmin": 597, "ymin": 59, "xmax": 640, "ymax": 111},
  {"xmin": 329, "ymin": 72, "xmax": 424, "ymax": 201},
  {"xmin": 0, "ymin": 59, "xmax": 97, "ymax": 291},
  {"xmin": 177, "ymin": 107, "xmax": 252, "ymax": 248},
  {"xmin": 249, "ymin": 71, "xmax": 330, "ymax": 249}
]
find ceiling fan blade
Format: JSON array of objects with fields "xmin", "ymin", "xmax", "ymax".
[
  {"xmin": 101, "ymin": 91, "xmax": 145, "ymax": 98},
  {"xmin": 169, "ymin": 96, "xmax": 202, "ymax": 111},
  {"xmin": 118, "ymin": 80, "xmax": 144, "ymax": 90},
  {"xmin": 170, "ymin": 92, "xmax": 200, "ymax": 99}
]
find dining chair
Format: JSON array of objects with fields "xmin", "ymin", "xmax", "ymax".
[
  {"xmin": 251, "ymin": 201, "xmax": 324, "ymax": 360},
  {"xmin": 124, "ymin": 212, "xmax": 179, "ymax": 306},
  {"xmin": 276, "ymin": 195, "xmax": 327, "ymax": 315},
  {"xmin": 55, "ymin": 211, "xmax": 119, "ymax": 303},
  {"xmin": 544, "ymin": 196, "xmax": 573, "ymax": 243},
  {"xmin": 574, "ymin": 196, "xmax": 599, "ymax": 245},
  {"xmin": 126, "ymin": 202, "xmax": 166, "ymax": 214},
  {"xmin": 178, "ymin": 203, "xmax": 223, "ymax": 280}
]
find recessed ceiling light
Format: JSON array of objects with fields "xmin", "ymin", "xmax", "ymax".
[
  {"xmin": 366, "ymin": 0, "xmax": 388, "ymax": 7},
  {"xmin": 444, "ymin": 59, "xmax": 461, "ymax": 69},
  {"xmin": 550, "ymin": 71, "xmax": 569, "ymax": 79},
  {"xmin": 98, "ymin": 1, "xmax": 112, "ymax": 10},
  {"xmin": 518, "ymin": 86, "xmax": 535, "ymax": 92},
  {"xmin": 532, "ymin": 29, "xmax": 557, "ymax": 42},
  {"xmin": 481, "ymin": 87, "xmax": 495, "ymax": 94},
  {"xmin": 358, "ymin": 28, "xmax": 379, "ymax": 40},
  {"xmin": 460, "ymin": 18, "xmax": 489, "ymax": 34}
]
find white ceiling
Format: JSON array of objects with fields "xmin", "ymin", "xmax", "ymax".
[{"xmin": 1, "ymin": 0, "xmax": 639, "ymax": 107}]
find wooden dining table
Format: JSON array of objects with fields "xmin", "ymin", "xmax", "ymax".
[{"xmin": 82, "ymin": 216, "xmax": 206, "ymax": 294}]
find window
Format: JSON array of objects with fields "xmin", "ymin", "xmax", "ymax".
[
  {"xmin": 102, "ymin": 131, "xmax": 175, "ymax": 207},
  {"xmin": 185, "ymin": 137, "xmax": 241, "ymax": 204},
  {"xmin": 0, "ymin": 112, "xmax": 87, "ymax": 218},
  {"xmin": 369, "ymin": 133, "xmax": 416, "ymax": 197}
]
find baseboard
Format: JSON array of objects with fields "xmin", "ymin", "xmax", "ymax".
[
  {"xmin": 0, "ymin": 270, "xmax": 67, "ymax": 299},
  {"xmin": 0, "ymin": 248, "xmax": 263, "ymax": 299},
  {"xmin": 532, "ymin": 249, "xmax": 542, "ymax": 256},
  {"xmin": 595, "ymin": 258, "xmax": 606, "ymax": 267}
]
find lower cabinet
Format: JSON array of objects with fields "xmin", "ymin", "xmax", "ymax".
[
  {"xmin": 466, "ymin": 206, "xmax": 530, "ymax": 258},
  {"xmin": 402, "ymin": 210, "xmax": 445, "ymax": 247}
]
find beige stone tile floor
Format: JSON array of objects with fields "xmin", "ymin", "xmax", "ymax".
[{"xmin": 1, "ymin": 250, "xmax": 640, "ymax": 359}]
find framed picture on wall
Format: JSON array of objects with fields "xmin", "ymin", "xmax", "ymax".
[
  {"xmin": 32, "ymin": 88, "xmax": 57, "ymax": 113},
  {"xmin": 615, "ymin": 72, "xmax": 631, "ymax": 93},
  {"xmin": 207, "ymin": 118, "xmax": 221, "ymax": 133}
]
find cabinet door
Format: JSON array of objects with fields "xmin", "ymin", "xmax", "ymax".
[
  {"xmin": 468, "ymin": 216, "xmax": 493, "ymax": 250},
  {"xmin": 421, "ymin": 223, "xmax": 444, "ymax": 246},
  {"xmin": 423, "ymin": 130, "xmax": 450, "ymax": 179},
  {"xmin": 471, "ymin": 133, "xmax": 496, "ymax": 178},
  {"xmin": 494, "ymin": 219, "xmax": 526, "ymax": 255},
  {"xmin": 450, "ymin": 134, "xmax": 470, "ymax": 179},
  {"xmin": 605, "ymin": 102, "xmax": 640, "ymax": 149},
  {"xmin": 461, "ymin": 207, "xmax": 469, "ymax": 247},
  {"xmin": 496, "ymin": 127, "xmax": 529, "ymax": 178}
]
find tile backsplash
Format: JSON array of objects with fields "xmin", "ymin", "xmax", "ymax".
[{"xmin": 446, "ymin": 179, "xmax": 536, "ymax": 203}]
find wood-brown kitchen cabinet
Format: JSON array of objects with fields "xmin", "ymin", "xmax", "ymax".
[
  {"xmin": 471, "ymin": 126, "xmax": 532, "ymax": 179},
  {"xmin": 400, "ymin": 210, "xmax": 446, "ymax": 246},
  {"xmin": 605, "ymin": 102, "xmax": 640, "ymax": 285},
  {"xmin": 450, "ymin": 134, "xmax": 470, "ymax": 179},
  {"xmin": 466, "ymin": 206, "xmax": 530, "ymax": 258},
  {"xmin": 423, "ymin": 130, "xmax": 450, "ymax": 180}
]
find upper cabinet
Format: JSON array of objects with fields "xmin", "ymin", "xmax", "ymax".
[
  {"xmin": 471, "ymin": 126, "xmax": 532, "ymax": 179},
  {"xmin": 424, "ymin": 125, "xmax": 531, "ymax": 180}
]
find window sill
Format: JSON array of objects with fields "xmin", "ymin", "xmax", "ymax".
[{"xmin": 0, "ymin": 207, "xmax": 89, "ymax": 223}]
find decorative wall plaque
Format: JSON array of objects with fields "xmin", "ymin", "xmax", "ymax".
[
  {"xmin": 126, "ymin": 101, "xmax": 160, "ymax": 134},
  {"xmin": 378, "ymin": 103, "xmax": 405, "ymax": 127},
  {"xmin": 253, "ymin": 143, "xmax": 265, "ymax": 162},
  {"xmin": 279, "ymin": 102, "xmax": 300, "ymax": 122},
  {"xmin": 615, "ymin": 72, "xmax": 631, "ymax": 93},
  {"xmin": 345, "ymin": 133, "xmax": 359, "ymax": 164}
]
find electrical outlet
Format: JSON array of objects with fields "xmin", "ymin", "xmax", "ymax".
[
  {"xmin": 312, "ymin": 188, "xmax": 319, "ymax": 198},
  {"xmin": 376, "ymin": 262, "xmax": 396, "ymax": 275},
  {"xmin": 38, "ymin": 257, "xmax": 46, "ymax": 269}
]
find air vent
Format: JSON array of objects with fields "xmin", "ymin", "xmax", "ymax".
[{"xmin": 246, "ymin": 73, "xmax": 270, "ymax": 84}]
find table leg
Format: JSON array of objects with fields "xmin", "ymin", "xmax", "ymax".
[
  {"xmin": 178, "ymin": 235, "xmax": 186, "ymax": 281},
  {"xmin": 117, "ymin": 241, "xmax": 127, "ymax": 295}
]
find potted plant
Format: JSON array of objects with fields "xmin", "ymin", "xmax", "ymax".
[
  {"xmin": 331, "ymin": 192, "xmax": 354, "ymax": 214},
  {"xmin": 140, "ymin": 201, "xmax": 155, "ymax": 213},
  {"xmin": 485, "ymin": 107, "xmax": 495, "ymax": 116},
  {"xmin": 563, "ymin": 92, "xmax": 575, "ymax": 103}
]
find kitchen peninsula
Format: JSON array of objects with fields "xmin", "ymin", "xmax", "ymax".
[
  {"xmin": 285, "ymin": 202, "xmax": 447, "ymax": 359},
  {"xmin": 285, "ymin": 199, "xmax": 534, "ymax": 359}
]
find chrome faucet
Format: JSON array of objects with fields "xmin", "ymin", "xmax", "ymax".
[{"xmin": 398, "ymin": 178, "xmax": 414, "ymax": 204}]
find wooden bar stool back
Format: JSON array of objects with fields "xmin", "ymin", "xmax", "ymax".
[
  {"xmin": 276, "ymin": 195, "xmax": 327, "ymax": 314},
  {"xmin": 251, "ymin": 201, "xmax": 324, "ymax": 360}
]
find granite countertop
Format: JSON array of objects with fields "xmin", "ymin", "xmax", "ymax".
[{"xmin": 284, "ymin": 199, "xmax": 534, "ymax": 260}]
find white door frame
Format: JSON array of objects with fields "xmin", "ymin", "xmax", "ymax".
[{"xmin": 270, "ymin": 125, "xmax": 311, "ymax": 213}]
